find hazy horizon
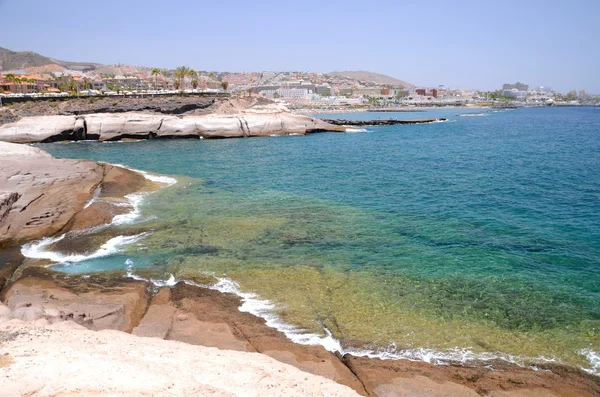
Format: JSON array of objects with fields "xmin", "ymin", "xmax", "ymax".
[{"xmin": 0, "ymin": 0, "xmax": 598, "ymax": 93}]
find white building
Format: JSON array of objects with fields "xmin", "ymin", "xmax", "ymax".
[
  {"xmin": 502, "ymin": 88, "xmax": 527, "ymax": 99},
  {"xmin": 262, "ymin": 88, "xmax": 311, "ymax": 99}
]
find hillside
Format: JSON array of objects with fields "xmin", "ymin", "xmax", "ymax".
[
  {"xmin": 0, "ymin": 47, "xmax": 56, "ymax": 70},
  {"xmin": 329, "ymin": 70, "xmax": 414, "ymax": 88},
  {"xmin": 0, "ymin": 47, "xmax": 101, "ymax": 72}
]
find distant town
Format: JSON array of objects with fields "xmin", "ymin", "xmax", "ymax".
[{"xmin": 1, "ymin": 50, "xmax": 598, "ymax": 110}]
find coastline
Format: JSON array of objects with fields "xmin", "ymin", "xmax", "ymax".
[
  {"xmin": 1, "ymin": 143, "xmax": 599, "ymax": 396},
  {"xmin": 0, "ymin": 96, "xmax": 346, "ymax": 143}
]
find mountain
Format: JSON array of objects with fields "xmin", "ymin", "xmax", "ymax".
[
  {"xmin": 0, "ymin": 47, "xmax": 56, "ymax": 71},
  {"xmin": 328, "ymin": 71, "xmax": 414, "ymax": 88},
  {"xmin": 0, "ymin": 47, "xmax": 102, "ymax": 72}
]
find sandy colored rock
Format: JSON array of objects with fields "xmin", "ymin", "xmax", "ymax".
[
  {"xmin": 343, "ymin": 355, "xmax": 600, "ymax": 397},
  {"xmin": 84, "ymin": 112, "xmax": 164, "ymax": 140},
  {"xmin": 168, "ymin": 282, "xmax": 368, "ymax": 395},
  {"xmin": 1, "ymin": 269, "xmax": 150, "ymax": 333},
  {"xmin": 132, "ymin": 288, "xmax": 176, "ymax": 339},
  {"xmin": 0, "ymin": 142, "xmax": 153, "ymax": 248},
  {"xmin": 373, "ymin": 376, "xmax": 479, "ymax": 397},
  {"xmin": 0, "ymin": 142, "xmax": 105, "ymax": 246},
  {"xmin": 0, "ymin": 115, "xmax": 81, "ymax": 143},
  {"xmin": 0, "ymin": 97, "xmax": 345, "ymax": 143},
  {"xmin": 0, "ymin": 308, "xmax": 360, "ymax": 397}
]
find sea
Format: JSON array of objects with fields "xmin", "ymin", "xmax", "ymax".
[{"xmin": 23, "ymin": 106, "xmax": 600, "ymax": 374}]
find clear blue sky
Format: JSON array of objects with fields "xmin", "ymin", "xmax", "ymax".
[{"xmin": 1, "ymin": 0, "xmax": 598, "ymax": 93}]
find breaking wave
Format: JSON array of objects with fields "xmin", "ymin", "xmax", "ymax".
[
  {"xmin": 122, "ymin": 268, "xmax": 599, "ymax": 375},
  {"xmin": 22, "ymin": 233, "xmax": 150, "ymax": 265}
]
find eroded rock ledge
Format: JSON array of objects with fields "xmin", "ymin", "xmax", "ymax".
[
  {"xmin": 0, "ymin": 98, "xmax": 345, "ymax": 143},
  {"xmin": 0, "ymin": 142, "xmax": 148, "ymax": 248},
  {"xmin": 2, "ymin": 268, "xmax": 599, "ymax": 397}
]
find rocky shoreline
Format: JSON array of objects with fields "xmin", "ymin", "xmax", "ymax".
[
  {"xmin": 0, "ymin": 96, "xmax": 345, "ymax": 143},
  {"xmin": 322, "ymin": 118, "xmax": 446, "ymax": 126},
  {"xmin": 1, "ymin": 143, "xmax": 599, "ymax": 396}
]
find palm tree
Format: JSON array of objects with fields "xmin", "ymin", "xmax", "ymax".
[
  {"xmin": 161, "ymin": 69, "xmax": 169, "ymax": 89},
  {"xmin": 174, "ymin": 66, "xmax": 191, "ymax": 90},
  {"xmin": 151, "ymin": 68, "xmax": 161, "ymax": 89},
  {"xmin": 221, "ymin": 81, "xmax": 229, "ymax": 92},
  {"xmin": 4, "ymin": 74, "xmax": 15, "ymax": 82},
  {"xmin": 187, "ymin": 69, "xmax": 197, "ymax": 90}
]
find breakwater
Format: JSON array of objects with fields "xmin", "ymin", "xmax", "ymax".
[{"xmin": 322, "ymin": 118, "xmax": 446, "ymax": 126}]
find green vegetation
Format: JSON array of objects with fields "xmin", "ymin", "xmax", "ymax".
[
  {"xmin": 174, "ymin": 66, "xmax": 197, "ymax": 90},
  {"xmin": 161, "ymin": 69, "xmax": 170, "ymax": 89},
  {"xmin": 366, "ymin": 96, "xmax": 382, "ymax": 106},
  {"xmin": 221, "ymin": 81, "xmax": 229, "ymax": 92},
  {"xmin": 151, "ymin": 68, "xmax": 161, "ymax": 89},
  {"xmin": 487, "ymin": 90, "xmax": 514, "ymax": 103},
  {"xmin": 565, "ymin": 90, "xmax": 578, "ymax": 101}
]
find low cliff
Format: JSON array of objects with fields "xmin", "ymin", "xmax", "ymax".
[
  {"xmin": 0, "ymin": 142, "xmax": 148, "ymax": 248},
  {"xmin": 0, "ymin": 97, "xmax": 345, "ymax": 142}
]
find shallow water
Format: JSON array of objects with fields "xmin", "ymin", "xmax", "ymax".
[{"xmin": 33, "ymin": 107, "xmax": 600, "ymax": 373}]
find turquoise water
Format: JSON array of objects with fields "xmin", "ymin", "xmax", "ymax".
[{"xmin": 33, "ymin": 107, "xmax": 600, "ymax": 372}]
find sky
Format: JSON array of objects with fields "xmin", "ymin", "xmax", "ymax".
[{"xmin": 0, "ymin": 0, "xmax": 598, "ymax": 93}]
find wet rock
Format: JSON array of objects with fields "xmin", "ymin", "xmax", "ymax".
[
  {"xmin": 166, "ymin": 282, "xmax": 368, "ymax": 395},
  {"xmin": 0, "ymin": 142, "xmax": 105, "ymax": 247},
  {"xmin": 343, "ymin": 355, "xmax": 600, "ymax": 397},
  {"xmin": 323, "ymin": 118, "xmax": 446, "ymax": 126},
  {"xmin": 1, "ymin": 268, "xmax": 150, "ymax": 332},
  {"xmin": 132, "ymin": 288, "xmax": 176, "ymax": 339}
]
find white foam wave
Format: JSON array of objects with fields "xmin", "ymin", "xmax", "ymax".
[
  {"xmin": 209, "ymin": 277, "xmax": 344, "ymax": 351},
  {"xmin": 83, "ymin": 186, "xmax": 102, "ymax": 209},
  {"xmin": 457, "ymin": 113, "xmax": 488, "ymax": 117},
  {"xmin": 139, "ymin": 171, "xmax": 178, "ymax": 186},
  {"xmin": 117, "ymin": 270, "xmax": 600, "ymax": 374},
  {"xmin": 125, "ymin": 260, "xmax": 177, "ymax": 287},
  {"xmin": 111, "ymin": 193, "xmax": 145, "ymax": 225},
  {"xmin": 345, "ymin": 128, "xmax": 368, "ymax": 133},
  {"xmin": 580, "ymin": 349, "xmax": 600, "ymax": 376},
  {"xmin": 22, "ymin": 232, "xmax": 150, "ymax": 265},
  {"xmin": 344, "ymin": 345, "xmax": 557, "ymax": 369},
  {"xmin": 92, "ymin": 163, "xmax": 177, "ymax": 226},
  {"xmin": 107, "ymin": 163, "xmax": 178, "ymax": 187}
]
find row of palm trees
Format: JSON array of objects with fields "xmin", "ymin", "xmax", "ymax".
[
  {"xmin": 150, "ymin": 67, "xmax": 229, "ymax": 92},
  {"xmin": 2, "ymin": 73, "xmax": 38, "ymax": 85}
]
